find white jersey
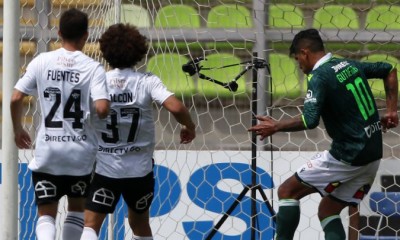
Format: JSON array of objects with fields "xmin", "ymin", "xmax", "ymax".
[
  {"xmin": 15, "ymin": 48, "xmax": 109, "ymax": 176},
  {"xmin": 94, "ymin": 68, "xmax": 173, "ymax": 178}
]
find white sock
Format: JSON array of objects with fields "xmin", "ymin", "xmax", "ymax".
[
  {"xmin": 62, "ymin": 211, "xmax": 84, "ymax": 240},
  {"xmin": 36, "ymin": 215, "xmax": 56, "ymax": 240},
  {"xmin": 80, "ymin": 227, "xmax": 98, "ymax": 240},
  {"xmin": 132, "ymin": 235, "xmax": 153, "ymax": 240}
]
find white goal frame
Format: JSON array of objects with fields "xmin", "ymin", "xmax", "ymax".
[{"xmin": 2, "ymin": 1, "xmax": 400, "ymax": 239}]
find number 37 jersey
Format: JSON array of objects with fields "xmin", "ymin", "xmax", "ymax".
[
  {"xmin": 14, "ymin": 48, "xmax": 109, "ymax": 176},
  {"xmin": 93, "ymin": 68, "xmax": 173, "ymax": 178}
]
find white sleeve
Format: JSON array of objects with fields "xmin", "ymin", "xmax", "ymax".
[
  {"xmin": 149, "ymin": 75, "xmax": 174, "ymax": 105},
  {"xmin": 14, "ymin": 57, "xmax": 39, "ymax": 96},
  {"xmin": 90, "ymin": 64, "xmax": 110, "ymax": 101}
]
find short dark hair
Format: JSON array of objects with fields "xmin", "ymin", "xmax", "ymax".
[
  {"xmin": 99, "ymin": 23, "xmax": 148, "ymax": 69},
  {"xmin": 59, "ymin": 8, "xmax": 88, "ymax": 41},
  {"xmin": 289, "ymin": 28, "xmax": 325, "ymax": 56}
]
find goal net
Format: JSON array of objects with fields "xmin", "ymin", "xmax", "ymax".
[{"xmin": 4, "ymin": 0, "xmax": 400, "ymax": 239}]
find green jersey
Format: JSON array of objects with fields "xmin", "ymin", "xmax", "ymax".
[{"xmin": 302, "ymin": 56, "xmax": 393, "ymax": 166}]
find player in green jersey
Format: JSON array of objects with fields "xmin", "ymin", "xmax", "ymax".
[{"xmin": 248, "ymin": 29, "xmax": 398, "ymax": 240}]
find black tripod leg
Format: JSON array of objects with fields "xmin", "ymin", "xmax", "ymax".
[
  {"xmin": 255, "ymin": 185, "xmax": 276, "ymax": 220},
  {"xmin": 205, "ymin": 186, "xmax": 250, "ymax": 240}
]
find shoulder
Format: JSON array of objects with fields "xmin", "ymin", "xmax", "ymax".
[
  {"xmin": 358, "ymin": 58, "xmax": 393, "ymax": 69},
  {"xmin": 325, "ymin": 58, "xmax": 352, "ymax": 72},
  {"xmin": 143, "ymin": 71, "xmax": 158, "ymax": 79},
  {"xmin": 81, "ymin": 53, "xmax": 102, "ymax": 66},
  {"xmin": 31, "ymin": 50, "xmax": 56, "ymax": 63},
  {"xmin": 24, "ymin": 52, "xmax": 55, "ymax": 72},
  {"xmin": 311, "ymin": 58, "xmax": 351, "ymax": 82},
  {"xmin": 142, "ymin": 71, "xmax": 163, "ymax": 83},
  {"xmin": 308, "ymin": 69, "xmax": 328, "ymax": 83}
]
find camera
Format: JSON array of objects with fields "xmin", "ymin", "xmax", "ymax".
[{"xmin": 181, "ymin": 57, "xmax": 204, "ymax": 76}]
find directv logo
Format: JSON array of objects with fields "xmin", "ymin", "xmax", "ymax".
[{"xmin": 364, "ymin": 121, "xmax": 381, "ymax": 138}]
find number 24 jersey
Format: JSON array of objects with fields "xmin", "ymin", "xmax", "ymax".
[{"xmin": 14, "ymin": 48, "xmax": 109, "ymax": 176}]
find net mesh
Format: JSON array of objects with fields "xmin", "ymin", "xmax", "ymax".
[{"xmin": 4, "ymin": 0, "xmax": 399, "ymax": 239}]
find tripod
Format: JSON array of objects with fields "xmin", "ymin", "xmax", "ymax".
[{"xmin": 182, "ymin": 53, "xmax": 276, "ymax": 239}]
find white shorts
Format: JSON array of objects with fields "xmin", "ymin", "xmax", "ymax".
[{"xmin": 296, "ymin": 150, "xmax": 380, "ymax": 205}]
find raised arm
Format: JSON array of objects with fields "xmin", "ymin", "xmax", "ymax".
[{"xmin": 162, "ymin": 95, "xmax": 196, "ymax": 144}]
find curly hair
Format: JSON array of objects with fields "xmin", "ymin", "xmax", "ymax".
[{"xmin": 99, "ymin": 23, "xmax": 148, "ymax": 69}]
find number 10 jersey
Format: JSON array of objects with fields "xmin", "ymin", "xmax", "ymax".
[{"xmin": 302, "ymin": 56, "xmax": 393, "ymax": 166}]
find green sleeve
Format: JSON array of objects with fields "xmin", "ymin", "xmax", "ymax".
[
  {"xmin": 358, "ymin": 61, "xmax": 393, "ymax": 79},
  {"xmin": 302, "ymin": 73, "xmax": 326, "ymax": 129}
]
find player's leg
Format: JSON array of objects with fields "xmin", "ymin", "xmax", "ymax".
[
  {"xmin": 32, "ymin": 171, "xmax": 63, "ymax": 240},
  {"xmin": 63, "ymin": 197, "xmax": 85, "ymax": 240},
  {"xmin": 81, "ymin": 173, "xmax": 121, "ymax": 240},
  {"xmin": 80, "ymin": 210, "xmax": 107, "ymax": 240},
  {"xmin": 276, "ymin": 151, "xmax": 344, "ymax": 240},
  {"xmin": 36, "ymin": 202, "xmax": 59, "ymax": 240},
  {"xmin": 62, "ymin": 174, "xmax": 91, "ymax": 240},
  {"xmin": 123, "ymin": 172, "xmax": 155, "ymax": 239},
  {"xmin": 348, "ymin": 206, "xmax": 360, "ymax": 240},
  {"xmin": 275, "ymin": 175, "xmax": 316, "ymax": 240},
  {"xmin": 128, "ymin": 208, "xmax": 153, "ymax": 239},
  {"xmin": 318, "ymin": 196, "xmax": 347, "ymax": 240},
  {"xmin": 317, "ymin": 155, "xmax": 380, "ymax": 240}
]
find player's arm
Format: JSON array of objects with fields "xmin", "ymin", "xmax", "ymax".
[
  {"xmin": 162, "ymin": 95, "xmax": 196, "ymax": 144},
  {"xmin": 91, "ymin": 65, "xmax": 110, "ymax": 119},
  {"xmin": 10, "ymin": 89, "xmax": 32, "ymax": 148},
  {"xmin": 94, "ymin": 99, "xmax": 110, "ymax": 119},
  {"xmin": 249, "ymin": 74, "xmax": 323, "ymax": 140},
  {"xmin": 381, "ymin": 68, "xmax": 399, "ymax": 131},
  {"xmin": 248, "ymin": 115, "xmax": 306, "ymax": 141}
]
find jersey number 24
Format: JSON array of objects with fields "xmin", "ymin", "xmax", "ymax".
[{"xmin": 44, "ymin": 88, "xmax": 83, "ymax": 129}]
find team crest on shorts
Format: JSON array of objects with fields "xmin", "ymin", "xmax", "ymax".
[
  {"xmin": 71, "ymin": 181, "xmax": 87, "ymax": 195},
  {"xmin": 353, "ymin": 184, "xmax": 371, "ymax": 200},
  {"xmin": 93, "ymin": 188, "xmax": 115, "ymax": 207},
  {"xmin": 35, "ymin": 180, "xmax": 57, "ymax": 198},
  {"xmin": 136, "ymin": 193, "xmax": 154, "ymax": 210},
  {"xmin": 324, "ymin": 182, "xmax": 341, "ymax": 193}
]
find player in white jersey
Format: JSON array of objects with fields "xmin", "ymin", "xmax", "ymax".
[
  {"xmin": 11, "ymin": 9, "xmax": 110, "ymax": 240},
  {"xmin": 80, "ymin": 24, "xmax": 196, "ymax": 240}
]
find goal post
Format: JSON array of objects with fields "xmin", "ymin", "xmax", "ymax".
[
  {"xmin": 2, "ymin": 1, "xmax": 400, "ymax": 240},
  {"xmin": 1, "ymin": 0, "xmax": 21, "ymax": 240}
]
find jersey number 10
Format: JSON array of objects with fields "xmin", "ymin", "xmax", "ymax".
[{"xmin": 346, "ymin": 77, "xmax": 375, "ymax": 121}]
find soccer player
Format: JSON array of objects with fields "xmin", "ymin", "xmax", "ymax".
[
  {"xmin": 11, "ymin": 8, "xmax": 110, "ymax": 240},
  {"xmin": 79, "ymin": 23, "xmax": 196, "ymax": 240},
  {"xmin": 248, "ymin": 29, "xmax": 398, "ymax": 240}
]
